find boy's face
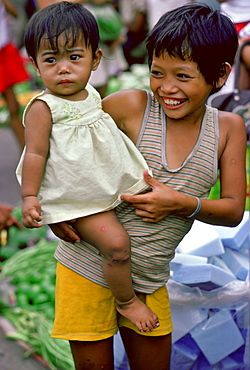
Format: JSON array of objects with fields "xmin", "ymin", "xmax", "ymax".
[
  {"xmin": 31, "ymin": 34, "xmax": 101, "ymax": 100},
  {"xmin": 150, "ymin": 52, "xmax": 213, "ymax": 120}
]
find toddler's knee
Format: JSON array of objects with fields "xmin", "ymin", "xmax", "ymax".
[{"xmin": 104, "ymin": 235, "xmax": 130, "ymax": 264}]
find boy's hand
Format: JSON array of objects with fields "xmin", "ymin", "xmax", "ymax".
[
  {"xmin": 121, "ymin": 170, "xmax": 182, "ymax": 222},
  {"xmin": 22, "ymin": 196, "xmax": 42, "ymax": 228},
  {"xmin": 49, "ymin": 220, "xmax": 81, "ymax": 243}
]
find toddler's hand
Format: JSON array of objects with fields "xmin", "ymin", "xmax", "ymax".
[{"xmin": 22, "ymin": 196, "xmax": 42, "ymax": 228}]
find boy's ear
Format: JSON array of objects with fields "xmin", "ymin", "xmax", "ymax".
[
  {"xmin": 215, "ymin": 62, "xmax": 232, "ymax": 89},
  {"xmin": 30, "ymin": 57, "xmax": 41, "ymax": 78},
  {"xmin": 92, "ymin": 49, "xmax": 102, "ymax": 71}
]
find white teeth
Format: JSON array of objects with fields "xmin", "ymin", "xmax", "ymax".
[{"xmin": 164, "ymin": 99, "xmax": 183, "ymax": 106}]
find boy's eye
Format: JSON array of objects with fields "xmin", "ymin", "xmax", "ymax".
[
  {"xmin": 150, "ymin": 70, "xmax": 163, "ymax": 77},
  {"xmin": 70, "ymin": 54, "xmax": 81, "ymax": 61},
  {"xmin": 177, "ymin": 73, "xmax": 191, "ymax": 79}
]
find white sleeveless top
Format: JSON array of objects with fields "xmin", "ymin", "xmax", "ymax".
[{"xmin": 16, "ymin": 84, "xmax": 150, "ymax": 224}]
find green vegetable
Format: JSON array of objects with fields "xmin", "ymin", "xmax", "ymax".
[
  {"xmin": 3, "ymin": 308, "xmax": 74, "ymax": 370},
  {"xmin": 1, "ymin": 239, "xmax": 57, "ymax": 281},
  {"xmin": 33, "ymin": 292, "xmax": 49, "ymax": 305},
  {"xmin": 1, "ymin": 239, "xmax": 75, "ymax": 369},
  {"xmin": 16, "ymin": 293, "xmax": 30, "ymax": 307}
]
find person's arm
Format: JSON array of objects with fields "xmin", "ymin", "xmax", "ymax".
[
  {"xmin": 103, "ymin": 89, "xmax": 148, "ymax": 143},
  {"xmin": 125, "ymin": 11, "xmax": 146, "ymax": 34},
  {"xmin": 121, "ymin": 111, "xmax": 246, "ymax": 227},
  {"xmin": 2, "ymin": 0, "xmax": 18, "ymax": 17},
  {"xmin": 0, "ymin": 204, "xmax": 22, "ymax": 232},
  {"xmin": 196, "ymin": 111, "xmax": 246, "ymax": 225},
  {"xmin": 21, "ymin": 100, "xmax": 52, "ymax": 228}
]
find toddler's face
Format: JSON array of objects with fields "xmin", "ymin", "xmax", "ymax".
[{"xmin": 31, "ymin": 34, "xmax": 101, "ymax": 100}]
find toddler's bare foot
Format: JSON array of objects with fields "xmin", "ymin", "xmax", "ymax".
[{"xmin": 116, "ymin": 295, "xmax": 160, "ymax": 332}]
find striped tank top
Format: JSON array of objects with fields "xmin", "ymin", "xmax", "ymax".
[{"xmin": 54, "ymin": 91, "xmax": 219, "ymax": 294}]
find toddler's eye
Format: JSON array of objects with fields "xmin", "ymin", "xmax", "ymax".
[
  {"xmin": 70, "ymin": 55, "xmax": 80, "ymax": 61},
  {"xmin": 45, "ymin": 57, "xmax": 56, "ymax": 63}
]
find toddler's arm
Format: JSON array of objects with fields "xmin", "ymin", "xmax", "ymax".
[{"xmin": 21, "ymin": 100, "xmax": 52, "ymax": 228}]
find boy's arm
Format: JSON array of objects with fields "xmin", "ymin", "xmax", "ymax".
[
  {"xmin": 21, "ymin": 100, "xmax": 52, "ymax": 228},
  {"xmin": 196, "ymin": 111, "xmax": 246, "ymax": 226},
  {"xmin": 122, "ymin": 112, "xmax": 246, "ymax": 227}
]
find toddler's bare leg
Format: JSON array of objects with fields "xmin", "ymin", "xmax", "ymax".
[{"xmin": 73, "ymin": 211, "xmax": 159, "ymax": 332}]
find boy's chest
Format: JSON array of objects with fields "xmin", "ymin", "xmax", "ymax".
[{"xmin": 165, "ymin": 123, "xmax": 201, "ymax": 170}]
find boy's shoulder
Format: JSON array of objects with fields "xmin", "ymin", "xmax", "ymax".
[
  {"xmin": 103, "ymin": 89, "xmax": 148, "ymax": 116},
  {"xmin": 104, "ymin": 88, "xmax": 148, "ymax": 103},
  {"xmin": 103, "ymin": 89, "xmax": 149, "ymax": 135},
  {"xmin": 218, "ymin": 109, "xmax": 245, "ymax": 128},
  {"xmin": 217, "ymin": 109, "xmax": 246, "ymax": 146}
]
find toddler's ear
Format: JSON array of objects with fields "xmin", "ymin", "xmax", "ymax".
[
  {"xmin": 92, "ymin": 49, "xmax": 102, "ymax": 71},
  {"xmin": 29, "ymin": 57, "xmax": 41, "ymax": 78},
  {"xmin": 215, "ymin": 62, "xmax": 232, "ymax": 89}
]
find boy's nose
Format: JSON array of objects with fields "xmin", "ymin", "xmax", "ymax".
[{"xmin": 161, "ymin": 77, "xmax": 178, "ymax": 94}]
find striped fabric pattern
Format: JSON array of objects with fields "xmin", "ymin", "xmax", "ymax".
[{"xmin": 54, "ymin": 92, "xmax": 219, "ymax": 294}]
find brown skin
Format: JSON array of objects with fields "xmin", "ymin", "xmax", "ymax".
[
  {"xmin": 0, "ymin": 204, "xmax": 22, "ymax": 232},
  {"xmin": 21, "ymin": 32, "xmax": 159, "ymax": 332},
  {"xmin": 49, "ymin": 55, "xmax": 246, "ymax": 369}
]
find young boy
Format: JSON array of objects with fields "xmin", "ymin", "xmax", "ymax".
[{"xmin": 50, "ymin": 4, "xmax": 246, "ymax": 369}]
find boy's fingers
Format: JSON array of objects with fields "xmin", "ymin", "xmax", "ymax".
[
  {"xmin": 144, "ymin": 170, "xmax": 161, "ymax": 190},
  {"xmin": 121, "ymin": 194, "xmax": 145, "ymax": 204}
]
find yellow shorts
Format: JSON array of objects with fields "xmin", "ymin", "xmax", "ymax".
[{"xmin": 51, "ymin": 262, "xmax": 173, "ymax": 341}]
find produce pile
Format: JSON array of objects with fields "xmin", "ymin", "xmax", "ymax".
[{"xmin": 0, "ymin": 209, "xmax": 75, "ymax": 370}]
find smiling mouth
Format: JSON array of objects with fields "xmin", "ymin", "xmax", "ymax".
[{"xmin": 163, "ymin": 98, "xmax": 186, "ymax": 106}]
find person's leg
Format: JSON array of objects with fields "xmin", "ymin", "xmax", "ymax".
[
  {"xmin": 52, "ymin": 263, "xmax": 117, "ymax": 369},
  {"xmin": 120, "ymin": 327, "xmax": 172, "ymax": 370},
  {"xmin": 70, "ymin": 337, "xmax": 114, "ymax": 370},
  {"xmin": 118, "ymin": 284, "xmax": 173, "ymax": 369},
  {"xmin": 2, "ymin": 87, "xmax": 25, "ymax": 149},
  {"xmin": 74, "ymin": 211, "xmax": 159, "ymax": 332}
]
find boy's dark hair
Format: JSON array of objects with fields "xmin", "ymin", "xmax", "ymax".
[
  {"xmin": 24, "ymin": 1, "xmax": 100, "ymax": 64},
  {"xmin": 146, "ymin": 3, "xmax": 238, "ymax": 89}
]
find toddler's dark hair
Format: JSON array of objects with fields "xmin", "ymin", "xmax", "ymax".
[
  {"xmin": 24, "ymin": 1, "xmax": 100, "ymax": 64},
  {"xmin": 146, "ymin": 3, "xmax": 238, "ymax": 89}
]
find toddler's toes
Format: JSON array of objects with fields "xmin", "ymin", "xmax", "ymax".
[{"xmin": 136, "ymin": 321, "xmax": 144, "ymax": 332}]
